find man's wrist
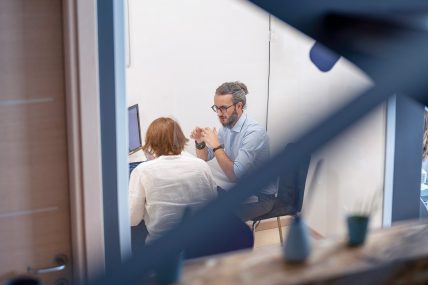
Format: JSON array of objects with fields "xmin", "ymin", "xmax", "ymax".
[
  {"xmin": 213, "ymin": 144, "xmax": 224, "ymax": 153},
  {"xmin": 195, "ymin": 140, "xmax": 206, "ymax": 150}
]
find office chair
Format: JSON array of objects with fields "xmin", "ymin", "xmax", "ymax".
[
  {"xmin": 132, "ymin": 208, "xmax": 253, "ymax": 260},
  {"xmin": 251, "ymin": 144, "xmax": 311, "ymax": 245},
  {"xmin": 185, "ymin": 212, "xmax": 254, "ymax": 259}
]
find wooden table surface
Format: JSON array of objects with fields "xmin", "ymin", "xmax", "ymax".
[{"xmin": 180, "ymin": 220, "xmax": 428, "ymax": 285}]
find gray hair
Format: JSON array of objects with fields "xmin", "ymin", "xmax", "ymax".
[{"xmin": 215, "ymin": 81, "xmax": 248, "ymax": 108}]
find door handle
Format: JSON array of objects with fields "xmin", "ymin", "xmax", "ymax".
[{"xmin": 27, "ymin": 254, "xmax": 67, "ymax": 275}]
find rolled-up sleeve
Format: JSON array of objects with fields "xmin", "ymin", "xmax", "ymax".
[
  {"xmin": 233, "ymin": 128, "xmax": 266, "ymax": 179},
  {"xmin": 129, "ymin": 169, "xmax": 146, "ymax": 226}
]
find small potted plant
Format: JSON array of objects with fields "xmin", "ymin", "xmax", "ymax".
[{"xmin": 346, "ymin": 190, "xmax": 380, "ymax": 247}]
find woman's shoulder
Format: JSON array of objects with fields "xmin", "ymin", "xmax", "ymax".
[
  {"xmin": 180, "ymin": 151, "xmax": 202, "ymax": 160},
  {"xmin": 180, "ymin": 152, "xmax": 211, "ymax": 166},
  {"xmin": 133, "ymin": 158, "xmax": 158, "ymax": 172}
]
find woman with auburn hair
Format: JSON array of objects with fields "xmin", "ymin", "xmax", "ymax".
[{"xmin": 129, "ymin": 117, "xmax": 217, "ymax": 243}]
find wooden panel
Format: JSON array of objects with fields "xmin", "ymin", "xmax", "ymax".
[
  {"xmin": 0, "ymin": 210, "xmax": 71, "ymax": 283},
  {"xmin": 0, "ymin": 1, "xmax": 72, "ymax": 284},
  {"xmin": 0, "ymin": 102, "xmax": 68, "ymax": 212},
  {"xmin": 0, "ymin": 0, "xmax": 64, "ymax": 100}
]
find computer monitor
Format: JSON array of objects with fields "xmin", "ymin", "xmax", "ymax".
[{"xmin": 128, "ymin": 104, "xmax": 142, "ymax": 154}]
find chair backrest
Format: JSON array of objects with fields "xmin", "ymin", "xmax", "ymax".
[
  {"xmin": 277, "ymin": 143, "xmax": 311, "ymax": 215},
  {"xmin": 184, "ymin": 213, "xmax": 254, "ymax": 259}
]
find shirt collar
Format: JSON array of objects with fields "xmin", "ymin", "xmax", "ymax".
[{"xmin": 231, "ymin": 112, "xmax": 247, "ymax": 133}]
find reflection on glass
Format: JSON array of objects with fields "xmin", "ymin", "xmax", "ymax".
[{"xmin": 420, "ymin": 109, "xmax": 428, "ymax": 217}]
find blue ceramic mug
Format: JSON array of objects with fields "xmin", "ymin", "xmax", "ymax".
[{"xmin": 283, "ymin": 215, "xmax": 311, "ymax": 262}]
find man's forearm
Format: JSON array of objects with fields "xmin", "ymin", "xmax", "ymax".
[{"xmin": 214, "ymin": 149, "xmax": 237, "ymax": 182}]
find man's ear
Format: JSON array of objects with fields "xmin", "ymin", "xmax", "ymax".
[{"xmin": 236, "ymin": 102, "xmax": 244, "ymax": 112}]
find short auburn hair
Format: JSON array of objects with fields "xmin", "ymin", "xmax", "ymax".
[{"xmin": 142, "ymin": 117, "xmax": 188, "ymax": 157}]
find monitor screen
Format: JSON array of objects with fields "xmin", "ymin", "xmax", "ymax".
[{"xmin": 128, "ymin": 104, "xmax": 142, "ymax": 154}]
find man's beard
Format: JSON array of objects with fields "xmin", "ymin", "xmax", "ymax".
[{"xmin": 221, "ymin": 110, "xmax": 239, "ymax": 128}]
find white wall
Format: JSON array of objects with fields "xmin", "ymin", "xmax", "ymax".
[
  {"xmin": 126, "ymin": 1, "xmax": 386, "ymax": 237},
  {"xmin": 268, "ymin": 18, "xmax": 385, "ymax": 236},
  {"xmin": 126, "ymin": 0, "xmax": 270, "ymax": 154}
]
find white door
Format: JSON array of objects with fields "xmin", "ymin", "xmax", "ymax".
[{"xmin": 0, "ymin": 1, "xmax": 73, "ymax": 284}]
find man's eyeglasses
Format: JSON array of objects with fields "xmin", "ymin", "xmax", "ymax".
[{"xmin": 211, "ymin": 104, "xmax": 235, "ymax": 113}]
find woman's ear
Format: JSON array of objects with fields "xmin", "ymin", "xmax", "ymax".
[{"xmin": 144, "ymin": 149, "xmax": 156, "ymax": 161}]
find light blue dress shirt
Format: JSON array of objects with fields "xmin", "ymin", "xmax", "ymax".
[{"xmin": 208, "ymin": 112, "xmax": 277, "ymax": 195}]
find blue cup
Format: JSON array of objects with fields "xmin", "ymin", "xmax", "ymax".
[
  {"xmin": 346, "ymin": 215, "xmax": 369, "ymax": 247},
  {"xmin": 283, "ymin": 215, "xmax": 311, "ymax": 263},
  {"xmin": 155, "ymin": 251, "xmax": 184, "ymax": 284}
]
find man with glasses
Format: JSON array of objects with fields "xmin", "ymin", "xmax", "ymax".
[{"xmin": 191, "ymin": 81, "xmax": 277, "ymax": 221}]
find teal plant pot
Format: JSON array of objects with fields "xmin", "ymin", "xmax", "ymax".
[{"xmin": 347, "ymin": 215, "xmax": 369, "ymax": 247}]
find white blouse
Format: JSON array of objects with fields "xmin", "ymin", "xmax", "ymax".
[{"xmin": 129, "ymin": 153, "xmax": 217, "ymax": 242}]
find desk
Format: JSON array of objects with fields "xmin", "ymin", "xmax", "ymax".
[
  {"xmin": 129, "ymin": 149, "xmax": 147, "ymax": 163},
  {"xmin": 181, "ymin": 220, "xmax": 428, "ymax": 285}
]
